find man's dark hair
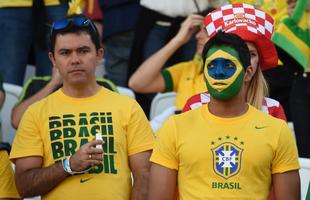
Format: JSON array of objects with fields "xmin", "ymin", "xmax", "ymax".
[
  {"xmin": 202, "ymin": 31, "xmax": 251, "ymax": 69},
  {"xmin": 49, "ymin": 14, "xmax": 101, "ymax": 53}
]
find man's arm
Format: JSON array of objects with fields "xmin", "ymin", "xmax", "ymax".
[
  {"xmin": 128, "ymin": 14, "xmax": 203, "ymax": 93},
  {"xmin": 11, "ymin": 67, "xmax": 62, "ymax": 129},
  {"xmin": 129, "ymin": 150, "xmax": 152, "ymax": 200},
  {"xmin": 147, "ymin": 163, "xmax": 177, "ymax": 200},
  {"xmin": 273, "ymin": 170, "xmax": 300, "ymax": 200},
  {"xmin": 14, "ymin": 140, "xmax": 103, "ymax": 197}
]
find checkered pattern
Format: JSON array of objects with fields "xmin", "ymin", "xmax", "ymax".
[
  {"xmin": 182, "ymin": 92, "xmax": 287, "ymax": 121},
  {"xmin": 204, "ymin": 3, "xmax": 274, "ymax": 39}
]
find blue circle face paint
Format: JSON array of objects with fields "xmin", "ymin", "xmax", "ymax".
[{"xmin": 207, "ymin": 58, "xmax": 237, "ymax": 80}]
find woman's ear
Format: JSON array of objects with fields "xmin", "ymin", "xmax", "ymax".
[{"xmin": 244, "ymin": 65, "xmax": 256, "ymax": 82}]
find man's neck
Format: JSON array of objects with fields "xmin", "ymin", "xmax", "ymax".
[
  {"xmin": 208, "ymin": 93, "xmax": 248, "ymax": 118},
  {"xmin": 61, "ymin": 80, "xmax": 101, "ymax": 98}
]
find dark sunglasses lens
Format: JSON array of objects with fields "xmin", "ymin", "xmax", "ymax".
[
  {"xmin": 53, "ymin": 18, "xmax": 70, "ymax": 30},
  {"xmin": 73, "ymin": 16, "xmax": 89, "ymax": 27}
]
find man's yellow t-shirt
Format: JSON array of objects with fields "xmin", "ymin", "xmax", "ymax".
[
  {"xmin": 10, "ymin": 88, "xmax": 155, "ymax": 200},
  {"xmin": 151, "ymin": 104, "xmax": 299, "ymax": 200}
]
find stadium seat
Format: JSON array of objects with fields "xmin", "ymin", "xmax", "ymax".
[
  {"xmin": 0, "ymin": 83, "xmax": 22, "ymax": 144},
  {"xmin": 150, "ymin": 92, "xmax": 176, "ymax": 120},
  {"xmin": 300, "ymin": 157, "xmax": 310, "ymax": 199},
  {"xmin": 116, "ymin": 86, "xmax": 135, "ymax": 99}
]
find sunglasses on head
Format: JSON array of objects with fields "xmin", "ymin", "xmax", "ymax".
[{"xmin": 50, "ymin": 15, "xmax": 97, "ymax": 36}]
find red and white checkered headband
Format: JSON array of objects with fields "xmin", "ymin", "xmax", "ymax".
[{"xmin": 204, "ymin": 3, "xmax": 278, "ymax": 70}]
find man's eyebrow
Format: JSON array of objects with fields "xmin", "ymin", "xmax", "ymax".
[
  {"xmin": 58, "ymin": 48, "xmax": 71, "ymax": 52},
  {"xmin": 77, "ymin": 46, "xmax": 91, "ymax": 50}
]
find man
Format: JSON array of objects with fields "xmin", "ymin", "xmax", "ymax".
[
  {"xmin": 129, "ymin": 14, "xmax": 210, "ymax": 112},
  {"xmin": 148, "ymin": 32, "xmax": 300, "ymax": 199},
  {"xmin": 10, "ymin": 14, "xmax": 154, "ymax": 200}
]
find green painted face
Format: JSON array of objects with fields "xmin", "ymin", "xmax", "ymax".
[{"xmin": 204, "ymin": 45, "xmax": 245, "ymax": 100}]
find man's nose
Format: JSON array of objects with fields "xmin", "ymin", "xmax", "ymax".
[
  {"xmin": 214, "ymin": 65, "xmax": 225, "ymax": 78},
  {"xmin": 70, "ymin": 52, "xmax": 81, "ymax": 64}
]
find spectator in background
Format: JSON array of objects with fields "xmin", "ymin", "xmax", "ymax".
[
  {"xmin": 10, "ymin": 14, "xmax": 154, "ymax": 199},
  {"xmin": 228, "ymin": 0, "xmax": 295, "ymax": 121},
  {"xmin": 129, "ymin": 13, "xmax": 210, "ymax": 114},
  {"xmin": 99, "ymin": 0, "xmax": 141, "ymax": 87},
  {"xmin": 128, "ymin": 0, "xmax": 227, "ymax": 116},
  {"xmin": 0, "ymin": 0, "xmax": 68, "ymax": 85},
  {"xmin": 272, "ymin": 0, "xmax": 310, "ymax": 158}
]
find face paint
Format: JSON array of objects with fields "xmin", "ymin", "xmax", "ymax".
[{"xmin": 204, "ymin": 46, "xmax": 245, "ymax": 100}]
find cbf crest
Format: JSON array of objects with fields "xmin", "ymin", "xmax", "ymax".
[{"xmin": 211, "ymin": 142, "xmax": 243, "ymax": 179}]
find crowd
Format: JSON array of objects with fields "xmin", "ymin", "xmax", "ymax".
[{"xmin": 0, "ymin": 0, "xmax": 309, "ymax": 199}]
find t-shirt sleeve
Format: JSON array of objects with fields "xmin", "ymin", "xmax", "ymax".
[
  {"xmin": 0, "ymin": 151, "xmax": 20, "ymax": 198},
  {"xmin": 161, "ymin": 63, "xmax": 186, "ymax": 92},
  {"xmin": 272, "ymin": 121, "xmax": 300, "ymax": 174},
  {"xmin": 10, "ymin": 105, "xmax": 44, "ymax": 161},
  {"xmin": 126, "ymin": 101, "xmax": 155, "ymax": 156},
  {"xmin": 150, "ymin": 117, "xmax": 178, "ymax": 170}
]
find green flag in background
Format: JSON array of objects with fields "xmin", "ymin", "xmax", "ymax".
[{"xmin": 272, "ymin": 0, "xmax": 310, "ymax": 71}]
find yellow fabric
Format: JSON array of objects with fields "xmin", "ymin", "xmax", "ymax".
[
  {"xmin": 166, "ymin": 61, "xmax": 207, "ymax": 109},
  {"xmin": 10, "ymin": 88, "xmax": 155, "ymax": 200},
  {"xmin": 277, "ymin": 23, "xmax": 309, "ymax": 62},
  {"xmin": 0, "ymin": 151, "xmax": 20, "ymax": 198},
  {"xmin": 204, "ymin": 50, "xmax": 243, "ymax": 92},
  {"xmin": 229, "ymin": 0, "xmax": 288, "ymax": 30},
  {"xmin": 151, "ymin": 105, "xmax": 300, "ymax": 200},
  {"xmin": 67, "ymin": 0, "xmax": 85, "ymax": 15},
  {"xmin": 0, "ymin": 0, "xmax": 60, "ymax": 7}
]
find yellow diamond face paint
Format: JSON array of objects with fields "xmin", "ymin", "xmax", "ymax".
[
  {"xmin": 204, "ymin": 46, "xmax": 245, "ymax": 100},
  {"xmin": 204, "ymin": 49, "xmax": 243, "ymax": 92}
]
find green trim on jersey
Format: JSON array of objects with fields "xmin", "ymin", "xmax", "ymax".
[{"xmin": 161, "ymin": 70, "xmax": 173, "ymax": 92}]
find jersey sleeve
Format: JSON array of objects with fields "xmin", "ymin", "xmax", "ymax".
[
  {"xmin": 150, "ymin": 117, "xmax": 179, "ymax": 170},
  {"xmin": 161, "ymin": 63, "xmax": 186, "ymax": 92},
  {"xmin": 10, "ymin": 105, "xmax": 44, "ymax": 161},
  {"xmin": 271, "ymin": 121, "xmax": 300, "ymax": 174},
  {"xmin": 126, "ymin": 101, "xmax": 155, "ymax": 156}
]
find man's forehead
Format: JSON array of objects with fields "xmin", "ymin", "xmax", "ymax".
[
  {"xmin": 54, "ymin": 32, "xmax": 94, "ymax": 50},
  {"xmin": 206, "ymin": 45, "xmax": 240, "ymax": 60}
]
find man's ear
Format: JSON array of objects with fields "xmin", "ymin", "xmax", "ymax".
[
  {"xmin": 48, "ymin": 52, "xmax": 56, "ymax": 67},
  {"xmin": 244, "ymin": 65, "xmax": 256, "ymax": 82},
  {"xmin": 96, "ymin": 48, "xmax": 104, "ymax": 64}
]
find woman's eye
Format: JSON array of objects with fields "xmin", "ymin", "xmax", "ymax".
[{"xmin": 250, "ymin": 52, "xmax": 258, "ymax": 58}]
